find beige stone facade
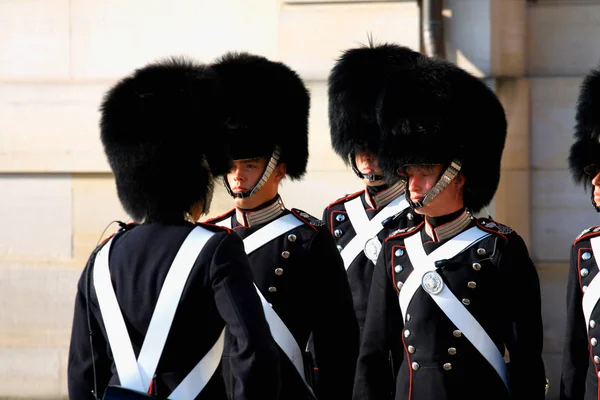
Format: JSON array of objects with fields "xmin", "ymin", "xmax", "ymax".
[{"xmin": 0, "ymin": 0, "xmax": 595, "ymax": 398}]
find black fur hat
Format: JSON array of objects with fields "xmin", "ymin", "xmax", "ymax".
[
  {"xmin": 100, "ymin": 57, "xmax": 230, "ymax": 223},
  {"xmin": 211, "ymin": 52, "xmax": 310, "ymax": 180},
  {"xmin": 569, "ymin": 68, "xmax": 600, "ymax": 189},
  {"xmin": 328, "ymin": 43, "xmax": 422, "ymax": 163},
  {"xmin": 377, "ymin": 56, "xmax": 507, "ymax": 213}
]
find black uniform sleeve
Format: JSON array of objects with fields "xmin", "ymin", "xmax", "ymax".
[
  {"xmin": 560, "ymin": 243, "xmax": 589, "ymax": 400},
  {"xmin": 499, "ymin": 233, "xmax": 546, "ymax": 400},
  {"xmin": 67, "ymin": 249, "xmax": 112, "ymax": 400},
  {"xmin": 309, "ymin": 227, "xmax": 359, "ymax": 400},
  {"xmin": 353, "ymin": 242, "xmax": 403, "ymax": 400},
  {"xmin": 210, "ymin": 232, "xmax": 282, "ymax": 400}
]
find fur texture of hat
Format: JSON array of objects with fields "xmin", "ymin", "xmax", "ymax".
[
  {"xmin": 377, "ymin": 56, "xmax": 507, "ymax": 213},
  {"xmin": 211, "ymin": 52, "xmax": 310, "ymax": 180},
  {"xmin": 328, "ymin": 43, "xmax": 422, "ymax": 163},
  {"xmin": 100, "ymin": 57, "xmax": 229, "ymax": 222},
  {"xmin": 569, "ymin": 68, "xmax": 600, "ymax": 189}
]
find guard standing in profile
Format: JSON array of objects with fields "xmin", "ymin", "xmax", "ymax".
[
  {"xmin": 67, "ymin": 57, "xmax": 281, "ymax": 400},
  {"xmin": 353, "ymin": 53, "xmax": 546, "ymax": 400},
  {"xmin": 561, "ymin": 66, "xmax": 600, "ymax": 400},
  {"xmin": 323, "ymin": 43, "xmax": 423, "ymax": 335},
  {"xmin": 205, "ymin": 52, "xmax": 359, "ymax": 400}
]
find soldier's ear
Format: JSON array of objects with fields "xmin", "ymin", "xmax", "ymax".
[
  {"xmin": 454, "ymin": 173, "xmax": 465, "ymax": 189},
  {"xmin": 274, "ymin": 162, "xmax": 287, "ymax": 181}
]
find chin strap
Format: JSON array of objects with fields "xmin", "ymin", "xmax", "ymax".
[
  {"xmin": 349, "ymin": 153, "xmax": 385, "ymax": 182},
  {"xmin": 224, "ymin": 147, "xmax": 281, "ymax": 199},
  {"xmin": 406, "ymin": 159, "xmax": 463, "ymax": 209}
]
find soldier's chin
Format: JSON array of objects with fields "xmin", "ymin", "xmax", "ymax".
[{"xmin": 594, "ymin": 196, "xmax": 600, "ymax": 207}]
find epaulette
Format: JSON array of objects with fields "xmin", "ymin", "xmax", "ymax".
[
  {"xmin": 575, "ymin": 226, "xmax": 600, "ymax": 243},
  {"xmin": 325, "ymin": 190, "xmax": 363, "ymax": 209},
  {"xmin": 476, "ymin": 218, "xmax": 514, "ymax": 235},
  {"xmin": 291, "ymin": 208, "xmax": 325, "ymax": 229},
  {"xmin": 198, "ymin": 222, "xmax": 232, "ymax": 234},
  {"xmin": 203, "ymin": 209, "xmax": 235, "ymax": 225},
  {"xmin": 386, "ymin": 222, "xmax": 424, "ymax": 241}
]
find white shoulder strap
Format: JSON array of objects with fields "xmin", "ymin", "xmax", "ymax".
[
  {"xmin": 583, "ymin": 236, "xmax": 600, "ymax": 331},
  {"xmin": 214, "ymin": 216, "xmax": 232, "ymax": 229},
  {"xmin": 94, "ymin": 226, "xmax": 221, "ymax": 398},
  {"xmin": 341, "ymin": 195, "xmax": 409, "ymax": 268},
  {"xmin": 241, "ymin": 213, "xmax": 315, "ymax": 397},
  {"xmin": 401, "ymin": 227, "xmax": 508, "ymax": 389}
]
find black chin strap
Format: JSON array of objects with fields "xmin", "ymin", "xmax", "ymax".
[
  {"xmin": 349, "ymin": 153, "xmax": 384, "ymax": 182},
  {"xmin": 224, "ymin": 147, "xmax": 281, "ymax": 199},
  {"xmin": 406, "ymin": 160, "xmax": 463, "ymax": 209}
]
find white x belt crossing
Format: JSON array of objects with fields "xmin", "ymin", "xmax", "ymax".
[
  {"xmin": 217, "ymin": 213, "xmax": 315, "ymax": 395},
  {"xmin": 342, "ymin": 196, "xmax": 409, "ymax": 268},
  {"xmin": 400, "ymin": 227, "xmax": 509, "ymax": 389},
  {"xmin": 94, "ymin": 226, "xmax": 224, "ymax": 399},
  {"xmin": 582, "ymin": 236, "xmax": 600, "ymax": 332}
]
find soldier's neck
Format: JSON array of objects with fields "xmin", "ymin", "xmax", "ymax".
[
  {"xmin": 424, "ymin": 207, "xmax": 472, "ymax": 242},
  {"xmin": 365, "ymin": 179, "xmax": 406, "ymax": 209},
  {"xmin": 235, "ymin": 194, "xmax": 285, "ymax": 227}
]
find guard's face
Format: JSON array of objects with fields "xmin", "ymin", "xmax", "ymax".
[
  {"xmin": 592, "ymin": 172, "xmax": 600, "ymax": 207},
  {"xmin": 226, "ymin": 157, "xmax": 285, "ymax": 209},
  {"xmin": 403, "ymin": 164, "xmax": 465, "ymax": 217},
  {"xmin": 355, "ymin": 151, "xmax": 384, "ymax": 186},
  {"xmin": 227, "ymin": 158, "xmax": 268, "ymax": 194}
]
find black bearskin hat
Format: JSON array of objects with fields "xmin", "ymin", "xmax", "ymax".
[
  {"xmin": 100, "ymin": 57, "xmax": 230, "ymax": 223},
  {"xmin": 378, "ymin": 56, "xmax": 507, "ymax": 213},
  {"xmin": 328, "ymin": 43, "xmax": 422, "ymax": 163},
  {"xmin": 569, "ymin": 68, "xmax": 600, "ymax": 189},
  {"xmin": 211, "ymin": 52, "xmax": 310, "ymax": 180}
]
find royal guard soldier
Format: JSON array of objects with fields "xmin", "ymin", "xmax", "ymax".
[
  {"xmin": 561, "ymin": 67, "xmax": 600, "ymax": 400},
  {"xmin": 67, "ymin": 58, "xmax": 281, "ymax": 400},
  {"xmin": 353, "ymin": 54, "xmax": 546, "ymax": 399},
  {"xmin": 204, "ymin": 52, "xmax": 359, "ymax": 400},
  {"xmin": 323, "ymin": 43, "xmax": 423, "ymax": 335}
]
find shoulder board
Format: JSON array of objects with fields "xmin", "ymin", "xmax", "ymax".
[
  {"xmin": 386, "ymin": 222, "xmax": 424, "ymax": 241},
  {"xmin": 476, "ymin": 218, "xmax": 514, "ymax": 235},
  {"xmin": 574, "ymin": 225, "xmax": 600, "ymax": 243},
  {"xmin": 291, "ymin": 208, "xmax": 325, "ymax": 229},
  {"xmin": 203, "ymin": 209, "xmax": 235, "ymax": 225},
  {"xmin": 198, "ymin": 222, "xmax": 231, "ymax": 234},
  {"xmin": 325, "ymin": 190, "xmax": 363, "ymax": 209}
]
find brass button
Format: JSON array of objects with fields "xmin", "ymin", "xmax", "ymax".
[
  {"xmin": 395, "ymin": 249, "xmax": 404, "ymax": 257},
  {"xmin": 408, "ymin": 345, "xmax": 416, "ymax": 354},
  {"xmin": 281, "ymin": 251, "xmax": 290, "ymax": 259},
  {"xmin": 287, "ymin": 234, "xmax": 297, "ymax": 242},
  {"xmin": 268, "ymin": 286, "xmax": 277, "ymax": 293},
  {"xmin": 472, "ymin": 262, "xmax": 482, "ymax": 271},
  {"xmin": 404, "ymin": 329, "xmax": 411, "ymax": 338},
  {"xmin": 453, "ymin": 330, "xmax": 462, "ymax": 338},
  {"xmin": 477, "ymin": 248, "xmax": 486, "ymax": 256},
  {"xmin": 411, "ymin": 362, "xmax": 420, "ymax": 371},
  {"xmin": 594, "ymin": 355, "xmax": 600, "ymax": 364},
  {"xmin": 334, "ymin": 229, "xmax": 343, "ymax": 238},
  {"xmin": 336, "ymin": 214, "xmax": 345, "ymax": 222},
  {"xmin": 462, "ymin": 298, "xmax": 471, "ymax": 306},
  {"xmin": 443, "ymin": 363, "xmax": 452, "ymax": 371},
  {"xmin": 592, "ymin": 320, "xmax": 597, "ymax": 329},
  {"xmin": 448, "ymin": 347, "xmax": 457, "ymax": 355},
  {"xmin": 583, "ymin": 252, "xmax": 592, "ymax": 261},
  {"xmin": 467, "ymin": 281, "xmax": 477, "ymax": 289},
  {"xmin": 397, "ymin": 281, "xmax": 404, "ymax": 290},
  {"xmin": 395, "ymin": 265, "xmax": 404, "ymax": 273},
  {"xmin": 275, "ymin": 268, "xmax": 283, "ymax": 276},
  {"xmin": 592, "ymin": 338, "xmax": 598, "ymax": 347}
]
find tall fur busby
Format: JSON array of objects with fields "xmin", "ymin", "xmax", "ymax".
[
  {"xmin": 377, "ymin": 56, "xmax": 507, "ymax": 213},
  {"xmin": 100, "ymin": 57, "xmax": 230, "ymax": 222},
  {"xmin": 211, "ymin": 52, "xmax": 310, "ymax": 180},
  {"xmin": 328, "ymin": 43, "xmax": 422, "ymax": 163},
  {"xmin": 569, "ymin": 68, "xmax": 600, "ymax": 189}
]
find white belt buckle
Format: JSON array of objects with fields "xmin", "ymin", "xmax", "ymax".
[{"xmin": 422, "ymin": 270, "xmax": 444, "ymax": 295}]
